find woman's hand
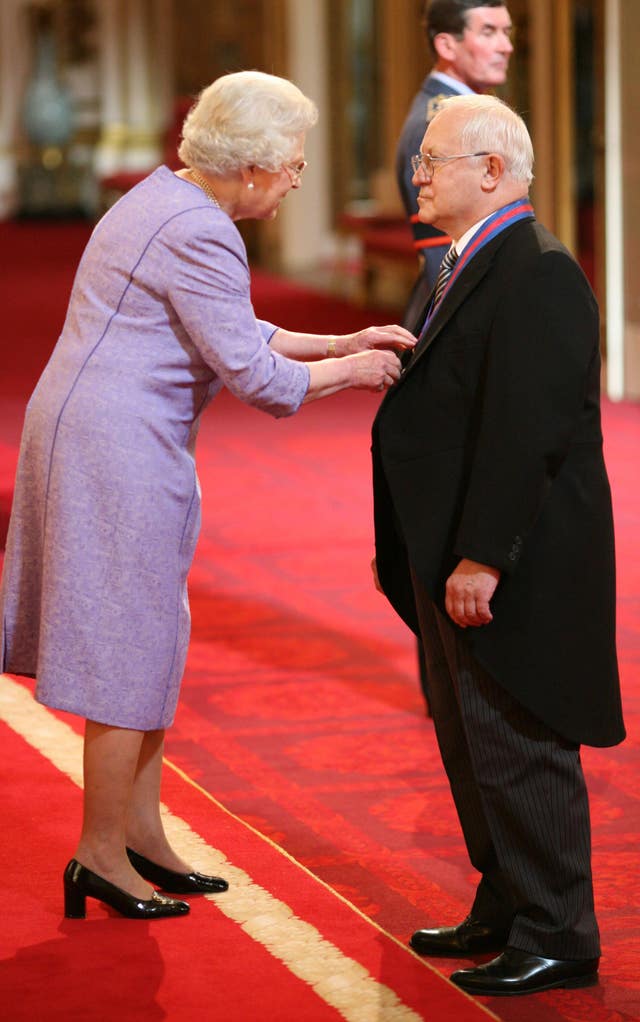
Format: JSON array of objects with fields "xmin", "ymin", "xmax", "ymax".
[
  {"xmin": 270, "ymin": 324, "xmax": 415, "ymax": 360},
  {"xmin": 303, "ymin": 348, "xmax": 401, "ymax": 402},
  {"xmin": 337, "ymin": 325, "xmax": 416, "ymax": 356},
  {"xmin": 345, "ymin": 349, "xmax": 402, "ymax": 391}
]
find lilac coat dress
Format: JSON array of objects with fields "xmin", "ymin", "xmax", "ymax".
[{"xmin": 0, "ymin": 166, "xmax": 309, "ymax": 729}]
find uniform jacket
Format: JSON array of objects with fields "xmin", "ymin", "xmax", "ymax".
[
  {"xmin": 395, "ymin": 74, "xmax": 460, "ymax": 254},
  {"xmin": 395, "ymin": 74, "xmax": 463, "ymax": 324},
  {"xmin": 372, "ymin": 216, "xmax": 625, "ymax": 748}
]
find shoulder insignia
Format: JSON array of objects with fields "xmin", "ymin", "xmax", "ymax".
[{"xmin": 426, "ymin": 94, "xmax": 448, "ymax": 123}]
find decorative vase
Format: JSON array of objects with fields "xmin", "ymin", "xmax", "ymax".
[{"xmin": 23, "ymin": 16, "xmax": 73, "ymax": 149}]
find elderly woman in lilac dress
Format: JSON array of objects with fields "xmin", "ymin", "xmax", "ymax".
[{"xmin": 0, "ymin": 71, "xmax": 413, "ymax": 920}]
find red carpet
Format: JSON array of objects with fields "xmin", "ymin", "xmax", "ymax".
[
  {"xmin": 3, "ymin": 705, "xmax": 488, "ymax": 1022},
  {"xmin": 1, "ymin": 220, "xmax": 639, "ymax": 1021}
]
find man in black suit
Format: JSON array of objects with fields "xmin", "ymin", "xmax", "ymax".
[
  {"xmin": 396, "ymin": 1, "xmax": 513, "ymax": 707},
  {"xmin": 372, "ymin": 94, "xmax": 625, "ymax": 996}
]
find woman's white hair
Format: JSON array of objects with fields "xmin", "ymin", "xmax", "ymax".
[
  {"xmin": 178, "ymin": 70, "xmax": 318, "ymax": 174},
  {"xmin": 435, "ymin": 94, "xmax": 534, "ymax": 185}
]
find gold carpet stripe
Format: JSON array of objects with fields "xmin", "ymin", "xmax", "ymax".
[
  {"xmin": 1, "ymin": 676, "xmax": 425, "ymax": 1022},
  {"xmin": 162, "ymin": 761, "xmax": 498, "ymax": 1022},
  {"xmin": 165, "ymin": 757, "xmax": 422, "ymax": 946}
]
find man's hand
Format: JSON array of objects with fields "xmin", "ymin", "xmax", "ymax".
[{"xmin": 445, "ymin": 559, "xmax": 501, "ymax": 628}]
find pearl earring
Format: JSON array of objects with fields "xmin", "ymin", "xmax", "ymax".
[{"xmin": 248, "ymin": 182, "xmax": 255, "ymax": 190}]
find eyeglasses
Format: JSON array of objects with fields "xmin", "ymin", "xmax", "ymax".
[
  {"xmin": 283, "ymin": 159, "xmax": 308, "ymax": 183},
  {"xmin": 410, "ymin": 152, "xmax": 489, "ymax": 177}
]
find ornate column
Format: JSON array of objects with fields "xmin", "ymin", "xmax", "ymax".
[
  {"xmin": 606, "ymin": 0, "xmax": 640, "ymax": 399},
  {"xmin": 94, "ymin": 0, "xmax": 171, "ymax": 178},
  {"xmin": 0, "ymin": 0, "xmax": 32, "ymax": 217},
  {"xmin": 604, "ymin": 0, "xmax": 624, "ymax": 398},
  {"xmin": 123, "ymin": 0, "xmax": 162, "ymax": 170},
  {"xmin": 528, "ymin": 0, "xmax": 556, "ymax": 233},
  {"xmin": 94, "ymin": 0, "xmax": 127, "ymax": 176},
  {"xmin": 151, "ymin": 0, "xmax": 174, "ymax": 151},
  {"xmin": 279, "ymin": 0, "xmax": 332, "ymax": 271},
  {"xmin": 552, "ymin": 0, "xmax": 576, "ymax": 253}
]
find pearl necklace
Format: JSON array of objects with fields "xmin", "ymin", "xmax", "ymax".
[{"xmin": 189, "ymin": 168, "xmax": 221, "ymax": 208}]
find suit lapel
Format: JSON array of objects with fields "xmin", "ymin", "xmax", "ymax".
[{"xmin": 403, "ymin": 223, "xmax": 524, "ymax": 378}]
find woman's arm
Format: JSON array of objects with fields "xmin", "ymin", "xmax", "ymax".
[
  {"xmin": 303, "ymin": 349, "xmax": 402, "ymax": 402},
  {"xmin": 270, "ymin": 324, "xmax": 416, "ymax": 360}
]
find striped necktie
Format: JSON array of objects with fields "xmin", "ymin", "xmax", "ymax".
[{"xmin": 432, "ymin": 246, "xmax": 458, "ymax": 308}]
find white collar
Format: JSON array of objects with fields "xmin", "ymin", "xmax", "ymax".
[
  {"xmin": 452, "ymin": 214, "xmax": 493, "ymax": 256},
  {"xmin": 428, "ymin": 71, "xmax": 476, "ymax": 96}
]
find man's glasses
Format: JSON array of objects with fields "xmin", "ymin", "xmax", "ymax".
[{"xmin": 410, "ymin": 152, "xmax": 489, "ymax": 177}]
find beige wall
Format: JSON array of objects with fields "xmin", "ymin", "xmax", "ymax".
[{"xmin": 620, "ymin": 0, "xmax": 640, "ymax": 397}]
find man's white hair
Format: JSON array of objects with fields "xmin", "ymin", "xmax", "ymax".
[{"xmin": 434, "ymin": 94, "xmax": 534, "ymax": 185}]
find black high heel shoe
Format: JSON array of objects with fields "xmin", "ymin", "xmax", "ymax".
[
  {"xmin": 63, "ymin": 859, "xmax": 190, "ymax": 919},
  {"xmin": 126, "ymin": 847, "xmax": 229, "ymax": 894}
]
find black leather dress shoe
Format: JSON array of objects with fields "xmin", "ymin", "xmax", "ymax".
[
  {"xmin": 450, "ymin": 947, "xmax": 599, "ymax": 996},
  {"xmin": 127, "ymin": 847, "xmax": 229, "ymax": 894},
  {"xmin": 409, "ymin": 914, "xmax": 511, "ymax": 957},
  {"xmin": 63, "ymin": 859, "xmax": 190, "ymax": 919}
]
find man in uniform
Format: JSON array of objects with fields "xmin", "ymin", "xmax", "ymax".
[{"xmin": 396, "ymin": 0, "xmax": 513, "ymax": 320}]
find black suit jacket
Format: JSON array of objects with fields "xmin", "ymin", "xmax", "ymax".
[{"xmin": 372, "ymin": 218, "xmax": 625, "ymax": 748}]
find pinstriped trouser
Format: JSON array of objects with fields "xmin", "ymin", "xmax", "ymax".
[{"xmin": 411, "ymin": 572, "xmax": 601, "ymax": 960}]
